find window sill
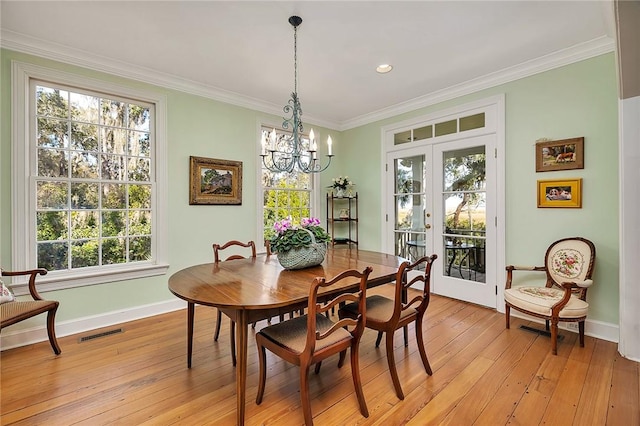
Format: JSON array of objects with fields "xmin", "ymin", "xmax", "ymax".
[{"xmin": 10, "ymin": 263, "xmax": 170, "ymax": 295}]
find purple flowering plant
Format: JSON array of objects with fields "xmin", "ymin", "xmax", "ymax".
[{"xmin": 269, "ymin": 217, "xmax": 330, "ymax": 253}]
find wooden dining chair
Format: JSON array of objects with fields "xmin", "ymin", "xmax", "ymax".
[
  {"xmin": 255, "ymin": 267, "xmax": 372, "ymax": 426},
  {"xmin": 1, "ymin": 268, "xmax": 61, "ymax": 355},
  {"xmin": 339, "ymin": 255, "xmax": 437, "ymax": 400},
  {"xmin": 210, "ymin": 240, "xmax": 256, "ymax": 367}
]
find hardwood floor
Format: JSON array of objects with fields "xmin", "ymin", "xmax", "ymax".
[{"xmin": 2, "ymin": 285, "xmax": 638, "ymax": 425}]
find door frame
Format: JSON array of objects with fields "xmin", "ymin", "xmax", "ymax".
[{"xmin": 380, "ymin": 95, "xmax": 506, "ymax": 310}]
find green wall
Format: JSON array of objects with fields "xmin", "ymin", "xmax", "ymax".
[
  {"xmin": 342, "ymin": 53, "xmax": 619, "ymax": 325},
  {"xmin": 0, "ymin": 49, "xmax": 619, "ymax": 330}
]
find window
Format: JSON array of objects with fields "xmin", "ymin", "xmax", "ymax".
[
  {"xmin": 12, "ymin": 63, "xmax": 168, "ymax": 291},
  {"xmin": 260, "ymin": 126, "xmax": 318, "ymax": 243}
]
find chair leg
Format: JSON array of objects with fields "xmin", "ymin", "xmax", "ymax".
[
  {"xmin": 578, "ymin": 320, "xmax": 585, "ymax": 347},
  {"xmin": 187, "ymin": 302, "xmax": 195, "ymax": 368},
  {"xmin": 46, "ymin": 305, "xmax": 61, "ymax": 355},
  {"xmin": 375, "ymin": 331, "xmax": 383, "ymax": 348},
  {"xmin": 314, "ymin": 361, "xmax": 322, "ymax": 374},
  {"xmin": 255, "ymin": 339, "xmax": 267, "ymax": 404},
  {"xmin": 545, "ymin": 319, "xmax": 550, "ymax": 331},
  {"xmin": 403, "ymin": 325, "xmax": 408, "ymax": 347},
  {"xmin": 415, "ymin": 318, "xmax": 432, "ymax": 375},
  {"xmin": 299, "ymin": 363, "xmax": 314, "ymax": 426},
  {"xmin": 385, "ymin": 331, "xmax": 404, "ymax": 400},
  {"xmin": 350, "ymin": 344, "xmax": 369, "ymax": 418},
  {"xmin": 550, "ymin": 319, "xmax": 559, "ymax": 355},
  {"xmin": 214, "ymin": 309, "xmax": 222, "ymax": 341},
  {"xmin": 505, "ymin": 304, "xmax": 510, "ymax": 329},
  {"xmin": 338, "ymin": 349, "xmax": 347, "ymax": 368}
]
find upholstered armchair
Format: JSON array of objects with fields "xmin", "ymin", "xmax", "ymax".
[{"xmin": 504, "ymin": 237, "xmax": 595, "ymax": 355}]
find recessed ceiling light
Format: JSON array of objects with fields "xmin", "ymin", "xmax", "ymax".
[{"xmin": 376, "ymin": 64, "xmax": 393, "ymax": 74}]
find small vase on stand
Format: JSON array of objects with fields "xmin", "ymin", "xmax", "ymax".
[{"xmin": 335, "ymin": 188, "xmax": 345, "ymax": 198}]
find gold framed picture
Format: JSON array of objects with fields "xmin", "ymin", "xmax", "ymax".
[
  {"xmin": 537, "ymin": 178, "xmax": 582, "ymax": 208},
  {"xmin": 535, "ymin": 137, "xmax": 584, "ymax": 172},
  {"xmin": 189, "ymin": 156, "xmax": 242, "ymax": 205}
]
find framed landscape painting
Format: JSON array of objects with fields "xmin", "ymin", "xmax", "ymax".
[
  {"xmin": 535, "ymin": 137, "xmax": 584, "ymax": 172},
  {"xmin": 189, "ymin": 156, "xmax": 242, "ymax": 205},
  {"xmin": 537, "ymin": 178, "xmax": 582, "ymax": 208}
]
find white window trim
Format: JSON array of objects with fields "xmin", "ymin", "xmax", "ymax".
[
  {"xmin": 255, "ymin": 119, "xmax": 320, "ymax": 249},
  {"xmin": 11, "ymin": 61, "xmax": 169, "ymax": 293}
]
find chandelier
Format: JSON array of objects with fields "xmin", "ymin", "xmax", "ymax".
[{"xmin": 260, "ymin": 16, "xmax": 333, "ymax": 174}]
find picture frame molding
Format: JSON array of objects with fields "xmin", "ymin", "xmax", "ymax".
[
  {"xmin": 535, "ymin": 137, "xmax": 584, "ymax": 172},
  {"xmin": 189, "ymin": 156, "xmax": 242, "ymax": 205},
  {"xmin": 537, "ymin": 178, "xmax": 582, "ymax": 208}
]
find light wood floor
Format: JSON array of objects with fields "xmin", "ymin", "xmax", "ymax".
[{"xmin": 2, "ymin": 285, "xmax": 639, "ymax": 425}]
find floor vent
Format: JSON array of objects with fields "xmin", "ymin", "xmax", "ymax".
[
  {"xmin": 519, "ymin": 325, "xmax": 564, "ymax": 340},
  {"xmin": 79, "ymin": 328, "xmax": 123, "ymax": 343}
]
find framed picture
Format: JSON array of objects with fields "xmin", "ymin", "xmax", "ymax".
[
  {"xmin": 537, "ymin": 178, "xmax": 582, "ymax": 208},
  {"xmin": 189, "ymin": 156, "xmax": 242, "ymax": 205},
  {"xmin": 535, "ymin": 137, "xmax": 584, "ymax": 172}
]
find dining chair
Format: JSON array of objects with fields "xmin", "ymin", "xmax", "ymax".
[
  {"xmin": 1, "ymin": 268, "xmax": 61, "ymax": 355},
  {"xmin": 211, "ymin": 240, "xmax": 256, "ymax": 367},
  {"xmin": 339, "ymin": 254, "xmax": 437, "ymax": 400},
  {"xmin": 505, "ymin": 237, "xmax": 596, "ymax": 355},
  {"xmin": 255, "ymin": 267, "xmax": 372, "ymax": 426}
]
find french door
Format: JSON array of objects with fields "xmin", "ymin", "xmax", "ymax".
[{"xmin": 386, "ymin": 134, "xmax": 497, "ymax": 308}]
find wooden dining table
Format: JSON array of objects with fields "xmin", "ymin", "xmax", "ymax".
[{"xmin": 168, "ymin": 248, "xmax": 406, "ymax": 425}]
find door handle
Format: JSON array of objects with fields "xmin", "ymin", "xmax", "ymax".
[{"xmin": 425, "ymin": 224, "xmax": 431, "ymax": 229}]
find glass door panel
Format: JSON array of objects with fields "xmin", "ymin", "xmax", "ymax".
[
  {"xmin": 442, "ymin": 146, "xmax": 486, "ymax": 283},
  {"xmin": 392, "ymin": 154, "xmax": 428, "ymax": 263}
]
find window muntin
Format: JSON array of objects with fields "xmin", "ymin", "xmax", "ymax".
[{"xmin": 34, "ymin": 83, "xmax": 154, "ymax": 272}]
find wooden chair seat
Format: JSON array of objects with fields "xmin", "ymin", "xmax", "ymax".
[
  {"xmin": 340, "ymin": 294, "xmax": 417, "ymax": 323},
  {"xmin": 258, "ymin": 314, "xmax": 352, "ymax": 354},
  {"xmin": 1, "ymin": 300, "xmax": 59, "ymax": 326}
]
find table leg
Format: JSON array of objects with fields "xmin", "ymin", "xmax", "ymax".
[
  {"xmin": 236, "ymin": 309, "xmax": 248, "ymax": 425},
  {"xmin": 187, "ymin": 302, "xmax": 194, "ymax": 369}
]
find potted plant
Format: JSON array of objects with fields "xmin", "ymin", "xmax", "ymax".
[
  {"xmin": 331, "ymin": 176, "xmax": 353, "ymax": 197},
  {"xmin": 269, "ymin": 217, "xmax": 330, "ymax": 270}
]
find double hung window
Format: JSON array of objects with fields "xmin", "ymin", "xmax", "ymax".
[{"xmin": 12, "ymin": 63, "xmax": 168, "ymax": 291}]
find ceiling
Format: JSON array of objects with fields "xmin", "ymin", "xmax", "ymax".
[{"xmin": 1, "ymin": 1, "xmax": 615, "ymax": 130}]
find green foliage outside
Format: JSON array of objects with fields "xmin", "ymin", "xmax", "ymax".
[{"xmin": 34, "ymin": 84, "xmax": 153, "ymax": 272}]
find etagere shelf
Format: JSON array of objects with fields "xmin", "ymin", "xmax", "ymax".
[{"xmin": 326, "ymin": 192, "xmax": 358, "ymax": 246}]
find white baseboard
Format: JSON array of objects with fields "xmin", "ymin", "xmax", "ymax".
[
  {"xmin": 510, "ymin": 311, "xmax": 619, "ymax": 343},
  {"xmin": 0, "ymin": 298, "xmax": 186, "ymax": 351}
]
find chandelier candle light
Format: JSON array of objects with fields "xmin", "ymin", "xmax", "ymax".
[{"xmin": 260, "ymin": 16, "xmax": 334, "ymax": 174}]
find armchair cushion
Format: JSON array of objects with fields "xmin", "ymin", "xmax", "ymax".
[
  {"xmin": 504, "ymin": 286, "xmax": 588, "ymax": 318},
  {"xmin": 1, "ymin": 279, "xmax": 15, "ymax": 304}
]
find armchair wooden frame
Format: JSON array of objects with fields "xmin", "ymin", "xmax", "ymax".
[
  {"xmin": 505, "ymin": 237, "xmax": 596, "ymax": 355},
  {"xmin": 255, "ymin": 267, "xmax": 372, "ymax": 426},
  {"xmin": 339, "ymin": 255, "xmax": 437, "ymax": 400},
  {"xmin": 1, "ymin": 268, "xmax": 61, "ymax": 355}
]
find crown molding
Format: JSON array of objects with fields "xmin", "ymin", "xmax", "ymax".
[
  {"xmin": 0, "ymin": 29, "xmax": 337, "ymax": 130},
  {"xmin": 2, "ymin": 30, "xmax": 614, "ymax": 132},
  {"xmin": 339, "ymin": 36, "xmax": 616, "ymax": 130}
]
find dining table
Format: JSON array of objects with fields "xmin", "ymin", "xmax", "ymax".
[{"xmin": 168, "ymin": 248, "xmax": 407, "ymax": 425}]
